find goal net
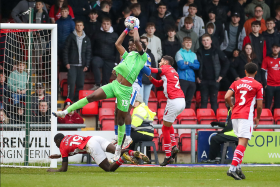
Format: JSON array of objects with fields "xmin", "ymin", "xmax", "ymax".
[{"xmin": 0, "ymin": 23, "xmax": 57, "ymax": 168}]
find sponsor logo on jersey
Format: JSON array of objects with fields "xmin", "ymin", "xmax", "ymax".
[{"xmin": 272, "ymin": 64, "xmax": 280, "ymax": 70}]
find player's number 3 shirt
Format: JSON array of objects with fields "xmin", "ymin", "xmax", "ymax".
[{"xmin": 229, "ymin": 77, "xmax": 263, "ymax": 120}]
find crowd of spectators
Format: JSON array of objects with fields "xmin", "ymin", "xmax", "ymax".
[{"xmin": 1, "ymin": 0, "xmax": 280, "ymax": 124}]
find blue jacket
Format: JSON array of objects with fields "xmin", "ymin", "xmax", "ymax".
[
  {"xmin": 175, "ymin": 48, "xmax": 200, "ymax": 82},
  {"xmin": 56, "ymin": 15, "xmax": 75, "ymax": 49}
]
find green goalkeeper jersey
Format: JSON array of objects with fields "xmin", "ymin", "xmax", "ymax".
[{"xmin": 114, "ymin": 51, "xmax": 148, "ymax": 84}]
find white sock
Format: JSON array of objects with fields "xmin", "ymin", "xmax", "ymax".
[
  {"xmin": 63, "ymin": 110, "xmax": 68, "ymax": 115},
  {"xmin": 237, "ymin": 164, "xmax": 241, "ymax": 170},
  {"xmin": 126, "ymin": 135, "xmax": 131, "ymax": 139},
  {"xmin": 230, "ymin": 165, "xmax": 237, "ymax": 171},
  {"xmin": 116, "ymin": 144, "xmax": 121, "ymax": 150},
  {"xmin": 115, "ymin": 135, "xmax": 118, "ymax": 140}
]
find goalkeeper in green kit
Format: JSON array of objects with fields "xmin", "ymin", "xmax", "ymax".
[{"xmin": 53, "ymin": 18, "xmax": 151, "ymax": 161}]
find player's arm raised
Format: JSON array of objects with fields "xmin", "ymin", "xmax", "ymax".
[
  {"xmin": 133, "ymin": 19, "xmax": 143, "ymax": 53},
  {"xmin": 115, "ymin": 29, "xmax": 128, "ymax": 56}
]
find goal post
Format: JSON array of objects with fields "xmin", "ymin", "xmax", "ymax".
[{"xmin": 0, "ymin": 23, "xmax": 57, "ymax": 168}]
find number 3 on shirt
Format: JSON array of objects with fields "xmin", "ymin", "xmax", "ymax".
[
  {"xmin": 174, "ymin": 76, "xmax": 180, "ymax": 89},
  {"xmin": 70, "ymin": 136, "xmax": 83, "ymax": 146},
  {"xmin": 239, "ymin": 90, "xmax": 247, "ymax": 105}
]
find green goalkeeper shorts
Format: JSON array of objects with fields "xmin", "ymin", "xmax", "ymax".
[{"xmin": 101, "ymin": 80, "xmax": 133, "ymax": 112}]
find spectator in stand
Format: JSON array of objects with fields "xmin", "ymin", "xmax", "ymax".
[
  {"xmin": 58, "ymin": 98, "xmax": 84, "ymax": 124},
  {"xmin": 206, "ymin": 8, "xmax": 225, "ymax": 46},
  {"xmin": 204, "ymin": 0, "xmax": 228, "ymax": 24},
  {"xmin": 262, "ymin": 18, "xmax": 280, "ymax": 55},
  {"xmin": 142, "ymin": 22, "xmax": 162, "ymax": 65},
  {"xmin": 243, "ymin": 21, "xmax": 267, "ymax": 65},
  {"xmin": 32, "ymin": 100, "xmax": 51, "ymax": 123},
  {"xmin": 0, "ymin": 110, "xmax": 9, "ymax": 124},
  {"xmin": 262, "ymin": 44, "xmax": 280, "ymax": 109},
  {"xmin": 275, "ymin": 7, "xmax": 280, "ymax": 32},
  {"xmin": 130, "ymin": 3, "xmax": 147, "ymax": 36},
  {"xmin": 91, "ymin": 0, "xmax": 103, "ymax": 10},
  {"xmin": 97, "ymin": 1, "xmax": 113, "ymax": 24},
  {"xmin": 8, "ymin": 61, "xmax": 27, "ymax": 105},
  {"xmin": 245, "ymin": 0, "xmax": 271, "ymax": 20},
  {"xmin": 149, "ymin": 2, "xmax": 175, "ymax": 41},
  {"xmin": 84, "ymin": 9, "xmax": 101, "ymax": 40},
  {"xmin": 10, "ymin": 103, "xmax": 25, "ymax": 124},
  {"xmin": 90, "ymin": 17, "xmax": 118, "ymax": 90},
  {"xmin": 222, "ymin": 12, "xmax": 246, "ymax": 59},
  {"xmin": 230, "ymin": 0, "xmax": 246, "ymax": 25},
  {"xmin": 68, "ymin": 0, "xmax": 90, "ymax": 22},
  {"xmin": 0, "ymin": 73, "xmax": 7, "ymax": 109},
  {"xmin": 178, "ymin": 4, "xmax": 205, "ymax": 37},
  {"xmin": 231, "ymin": 43, "xmax": 262, "ymax": 83},
  {"xmin": 180, "ymin": 0, "xmax": 194, "ymax": 17},
  {"xmin": 115, "ymin": 7, "xmax": 131, "ymax": 36},
  {"xmin": 12, "ymin": 0, "xmax": 48, "ymax": 23},
  {"xmin": 56, "ymin": 6, "xmax": 75, "ymax": 63},
  {"xmin": 49, "ymin": 0, "xmax": 74, "ymax": 23},
  {"xmin": 33, "ymin": 0, "xmax": 50, "ymax": 23},
  {"xmin": 201, "ymin": 22, "xmax": 220, "ymax": 49},
  {"xmin": 197, "ymin": 34, "xmax": 230, "ymax": 113},
  {"xmin": 176, "ymin": 17, "xmax": 199, "ymax": 52},
  {"xmin": 31, "ymin": 82, "xmax": 51, "ymax": 112},
  {"xmin": 147, "ymin": 0, "xmax": 168, "ymax": 18},
  {"xmin": 63, "ymin": 20, "xmax": 91, "ymax": 101},
  {"xmin": 162, "ymin": 27, "xmax": 181, "ymax": 70},
  {"xmin": 140, "ymin": 36, "xmax": 156, "ymax": 105},
  {"xmin": 244, "ymin": 5, "xmax": 267, "ymax": 36},
  {"xmin": 175, "ymin": 37, "xmax": 200, "ymax": 108}
]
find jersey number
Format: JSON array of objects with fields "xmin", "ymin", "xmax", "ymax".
[
  {"xmin": 122, "ymin": 100, "xmax": 128, "ymax": 106},
  {"xmin": 174, "ymin": 76, "xmax": 180, "ymax": 89},
  {"xmin": 239, "ymin": 90, "xmax": 247, "ymax": 105},
  {"xmin": 70, "ymin": 136, "xmax": 83, "ymax": 146}
]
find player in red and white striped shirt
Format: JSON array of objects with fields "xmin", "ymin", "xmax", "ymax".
[
  {"xmin": 147, "ymin": 56, "xmax": 185, "ymax": 166},
  {"xmin": 225, "ymin": 63, "xmax": 263, "ymax": 180}
]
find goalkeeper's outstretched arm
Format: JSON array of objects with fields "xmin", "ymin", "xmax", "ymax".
[
  {"xmin": 134, "ymin": 20, "xmax": 143, "ymax": 53},
  {"xmin": 115, "ymin": 29, "xmax": 127, "ymax": 56}
]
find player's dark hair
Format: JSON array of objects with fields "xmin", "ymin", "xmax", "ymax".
[
  {"xmin": 89, "ymin": 9, "xmax": 98, "ymax": 15},
  {"xmin": 101, "ymin": 1, "xmax": 111, "ymax": 9},
  {"xmin": 54, "ymin": 133, "xmax": 65, "ymax": 141},
  {"xmin": 189, "ymin": 3, "xmax": 197, "ymax": 9},
  {"xmin": 162, "ymin": 55, "xmax": 174, "ymax": 66},
  {"xmin": 128, "ymin": 38, "xmax": 146, "ymax": 49},
  {"xmin": 245, "ymin": 63, "xmax": 258, "ymax": 74},
  {"xmin": 251, "ymin": 20, "xmax": 261, "ymax": 27}
]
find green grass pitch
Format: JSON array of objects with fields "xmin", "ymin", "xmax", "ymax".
[{"xmin": 1, "ymin": 166, "xmax": 280, "ymax": 187}]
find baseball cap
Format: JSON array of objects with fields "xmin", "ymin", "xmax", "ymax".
[
  {"xmin": 231, "ymin": 12, "xmax": 240, "ymax": 17},
  {"xmin": 208, "ymin": 8, "xmax": 216, "ymax": 15}
]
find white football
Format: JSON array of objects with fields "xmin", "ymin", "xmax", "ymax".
[{"xmin": 124, "ymin": 16, "xmax": 138, "ymax": 30}]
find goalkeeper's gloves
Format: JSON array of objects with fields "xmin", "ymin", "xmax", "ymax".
[
  {"xmin": 134, "ymin": 18, "xmax": 140, "ymax": 29},
  {"xmin": 124, "ymin": 28, "xmax": 130, "ymax": 35}
]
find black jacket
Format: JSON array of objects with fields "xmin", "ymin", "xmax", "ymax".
[
  {"xmin": 230, "ymin": 1, "xmax": 246, "ymax": 25},
  {"xmin": 84, "ymin": 21, "xmax": 101, "ymax": 41},
  {"xmin": 68, "ymin": 0, "xmax": 90, "ymax": 22},
  {"xmin": 149, "ymin": 11, "xmax": 175, "ymax": 41},
  {"xmin": 224, "ymin": 21, "xmax": 244, "ymax": 49},
  {"xmin": 32, "ymin": 9, "xmax": 50, "ymax": 23},
  {"xmin": 162, "ymin": 39, "xmax": 181, "ymax": 70},
  {"xmin": 92, "ymin": 30, "xmax": 118, "ymax": 62},
  {"xmin": 262, "ymin": 30, "xmax": 280, "ymax": 56},
  {"xmin": 230, "ymin": 52, "xmax": 262, "ymax": 82},
  {"xmin": 142, "ymin": 49, "xmax": 156, "ymax": 85},
  {"xmin": 63, "ymin": 32, "xmax": 91, "ymax": 67},
  {"xmin": 204, "ymin": 2, "xmax": 228, "ymax": 24},
  {"xmin": 197, "ymin": 46, "xmax": 230, "ymax": 80}
]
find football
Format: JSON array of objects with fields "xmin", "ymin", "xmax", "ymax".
[{"xmin": 124, "ymin": 16, "xmax": 138, "ymax": 30}]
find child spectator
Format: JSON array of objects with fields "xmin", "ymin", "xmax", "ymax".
[
  {"xmin": 162, "ymin": 27, "xmax": 181, "ymax": 70},
  {"xmin": 0, "ymin": 72, "xmax": 7, "ymax": 109},
  {"xmin": 142, "ymin": 22, "xmax": 162, "ymax": 65},
  {"xmin": 56, "ymin": 6, "xmax": 75, "ymax": 63},
  {"xmin": 84, "ymin": 9, "xmax": 101, "ymax": 40},
  {"xmin": 175, "ymin": 37, "xmax": 200, "ymax": 108},
  {"xmin": 244, "ymin": 5, "xmax": 267, "ymax": 36},
  {"xmin": 0, "ymin": 109, "xmax": 9, "ymax": 124},
  {"xmin": 32, "ymin": 100, "xmax": 51, "ymax": 123},
  {"xmin": 245, "ymin": 0, "xmax": 270, "ymax": 20},
  {"xmin": 90, "ymin": 17, "xmax": 118, "ymax": 90},
  {"xmin": 262, "ymin": 18, "xmax": 280, "ymax": 56},
  {"xmin": 33, "ymin": 0, "xmax": 50, "ymax": 23},
  {"xmin": 243, "ymin": 21, "xmax": 267, "ymax": 64},
  {"xmin": 58, "ymin": 98, "xmax": 84, "ymax": 124},
  {"xmin": 49, "ymin": 0, "xmax": 75, "ymax": 23},
  {"xmin": 149, "ymin": 2, "xmax": 175, "ymax": 41},
  {"xmin": 176, "ymin": 17, "xmax": 199, "ymax": 52},
  {"xmin": 8, "ymin": 61, "xmax": 27, "ymax": 105},
  {"xmin": 178, "ymin": 4, "xmax": 205, "ymax": 37},
  {"xmin": 10, "ymin": 103, "xmax": 25, "ymax": 124},
  {"xmin": 130, "ymin": 3, "xmax": 147, "ymax": 36},
  {"xmin": 63, "ymin": 20, "xmax": 91, "ymax": 101}
]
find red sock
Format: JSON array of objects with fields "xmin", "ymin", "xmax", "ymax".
[
  {"xmin": 128, "ymin": 150, "xmax": 134, "ymax": 156},
  {"xmin": 162, "ymin": 125, "xmax": 171, "ymax": 157},
  {"xmin": 231, "ymin": 145, "xmax": 246, "ymax": 166},
  {"xmin": 116, "ymin": 157, "xmax": 124, "ymax": 166},
  {"xmin": 170, "ymin": 126, "xmax": 176, "ymax": 147}
]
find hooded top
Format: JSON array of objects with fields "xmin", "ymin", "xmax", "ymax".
[
  {"xmin": 199, "ymin": 22, "xmax": 220, "ymax": 49},
  {"xmin": 73, "ymin": 30, "xmax": 86, "ymax": 65},
  {"xmin": 175, "ymin": 28, "xmax": 199, "ymax": 52}
]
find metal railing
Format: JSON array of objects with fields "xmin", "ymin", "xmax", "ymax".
[
  {"xmin": 153, "ymin": 124, "xmax": 280, "ymax": 163},
  {"xmin": 1, "ymin": 124, "xmax": 86, "ymax": 131}
]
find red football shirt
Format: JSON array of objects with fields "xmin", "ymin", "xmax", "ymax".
[
  {"xmin": 261, "ymin": 56, "xmax": 280, "ymax": 86},
  {"xmin": 229, "ymin": 77, "xmax": 263, "ymax": 119},
  {"xmin": 59, "ymin": 135, "xmax": 91, "ymax": 158},
  {"xmin": 49, "ymin": 5, "xmax": 75, "ymax": 21},
  {"xmin": 150, "ymin": 65, "xmax": 185, "ymax": 99}
]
